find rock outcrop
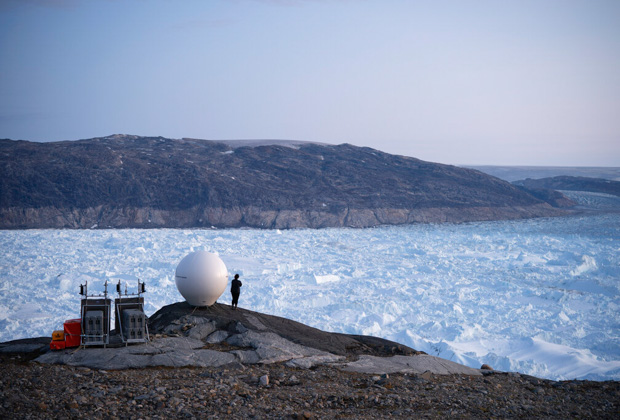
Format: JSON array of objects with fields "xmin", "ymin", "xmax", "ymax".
[
  {"xmin": 0, "ymin": 135, "xmax": 564, "ymax": 229},
  {"xmin": 13, "ymin": 302, "xmax": 480, "ymax": 375}
]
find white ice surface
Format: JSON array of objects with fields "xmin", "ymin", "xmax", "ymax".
[{"xmin": 1, "ymin": 202, "xmax": 619, "ymax": 381}]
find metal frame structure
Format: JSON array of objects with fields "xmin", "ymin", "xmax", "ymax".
[
  {"xmin": 79, "ymin": 280, "xmax": 111, "ymax": 347},
  {"xmin": 114, "ymin": 280, "xmax": 149, "ymax": 345}
]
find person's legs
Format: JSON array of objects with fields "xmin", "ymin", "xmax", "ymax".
[{"xmin": 232, "ymin": 293, "xmax": 239, "ymax": 309}]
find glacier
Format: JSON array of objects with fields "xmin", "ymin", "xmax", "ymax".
[{"xmin": 0, "ymin": 193, "xmax": 618, "ymax": 381}]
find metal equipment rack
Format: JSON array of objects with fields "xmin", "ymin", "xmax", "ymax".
[
  {"xmin": 114, "ymin": 280, "xmax": 149, "ymax": 345},
  {"xmin": 79, "ymin": 280, "xmax": 112, "ymax": 347}
]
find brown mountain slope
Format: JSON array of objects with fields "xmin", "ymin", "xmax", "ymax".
[{"xmin": 0, "ymin": 135, "xmax": 563, "ymax": 228}]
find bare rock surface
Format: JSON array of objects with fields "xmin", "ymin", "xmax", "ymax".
[
  {"xmin": 147, "ymin": 302, "xmax": 419, "ymax": 358},
  {"xmin": 31, "ymin": 302, "xmax": 428, "ymax": 372},
  {"xmin": 34, "ymin": 337, "xmax": 237, "ymax": 370},
  {"xmin": 1, "ymin": 352, "xmax": 618, "ymax": 419},
  {"xmin": 342, "ymin": 354, "xmax": 481, "ymax": 376},
  {"xmin": 1, "ymin": 303, "xmax": 619, "ymax": 418}
]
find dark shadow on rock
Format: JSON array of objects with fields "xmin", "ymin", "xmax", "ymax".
[{"xmin": 148, "ymin": 301, "xmax": 423, "ymax": 357}]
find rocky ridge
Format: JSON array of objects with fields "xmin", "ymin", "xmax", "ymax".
[
  {"xmin": 0, "ymin": 302, "xmax": 618, "ymax": 419},
  {"xmin": 0, "ymin": 135, "xmax": 564, "ymax": 229},
  {"xmin": 514, "ymin": 176, "xmax": 620, "ymax": 197},
  {"xmin": 29, "ymin": 302, "xmax": 477, "ymax": 375}
]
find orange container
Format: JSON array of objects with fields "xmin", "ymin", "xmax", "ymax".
[
  {"xmin": 64, "ymin": 318, "xmax": 81, "ymax": 348},
  {"xmin": 52, "ymin": 330, "xmax": 65, "ymax": 341},
  {"xmin": 50, "ymin": 340, "xmax": 66, "ymax": 351}
]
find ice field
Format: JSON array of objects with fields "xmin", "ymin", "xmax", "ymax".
[{"xmin": 1, "ymin": 193, "xmax": 619, "ymax": 381}]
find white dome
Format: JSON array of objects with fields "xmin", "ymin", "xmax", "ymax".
[{"xmin": 175, "ymin": 251, "xmax": 228, "ymax": 307}]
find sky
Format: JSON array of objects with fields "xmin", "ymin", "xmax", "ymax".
[{"xmin": 1, "ymin": 0, "xmax": 619, "ymax": 166}]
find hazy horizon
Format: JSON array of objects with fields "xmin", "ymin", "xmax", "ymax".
[{"xmin": 1, "ymin": 0, "xmax": 619, "ymax": 166}]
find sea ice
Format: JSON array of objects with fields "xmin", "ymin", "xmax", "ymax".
[{"xmin": 0, "ymin": 195, "xmax": 618, "ymax": 381}]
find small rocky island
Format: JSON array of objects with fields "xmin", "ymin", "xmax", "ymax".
[
  {"xmin": 0, "ymin": 135, "xmax": 565, "ymax": 229},
  {"xmin": 1, "ymin": 302, "xmax": 618, "ymax": 419}
]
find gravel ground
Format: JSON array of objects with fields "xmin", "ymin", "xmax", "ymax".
[{"xmin": 1, "ymin": 353, "xmax": 618, "ymax": 419}]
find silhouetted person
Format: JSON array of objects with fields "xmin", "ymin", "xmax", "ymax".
[{"xmin": 231, "ymin": 274, "xmax": 242, "ymax": 310}]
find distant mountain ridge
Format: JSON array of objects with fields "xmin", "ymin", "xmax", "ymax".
[
  {"xmin": 468, "ymin": 166, "xmax": 620, "ymax": 182},
  {"xmin": 514, "ymin": 176, "xmax": 620, "ymax": 198},
  {"xmin": 0, "ymin": 135, "xmax": 563, "ymax": 229}
]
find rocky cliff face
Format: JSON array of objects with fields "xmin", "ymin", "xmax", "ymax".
[{"xmin": 0, "ymin": 135, "xmax": 563, "ymax": 229}]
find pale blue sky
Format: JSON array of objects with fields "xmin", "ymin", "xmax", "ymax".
[{"xmin": 1, "ymin": 0, "xmax": 619, "ymax": 165}]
